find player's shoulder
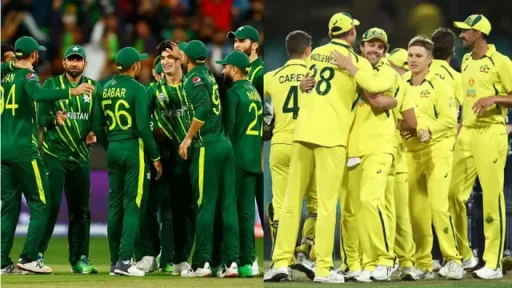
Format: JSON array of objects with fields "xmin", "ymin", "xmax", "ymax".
[
  {"xmin": 84, "ymin": 76, "xmax": 100, "ymax": 87},
  {"xmin": 402, "ymin": 70, "xmax": 412, "ymax": 83},
  {"xmin": 490, "ymin": 48, "xmax": 512, "ymax": 66},
  {"xmin": 462, "ymin": 52, "xmax": 472, "ymax": 64},
  {"xmin": 429, "ymin": 71, "xmax": 452, "ymax": 91}
]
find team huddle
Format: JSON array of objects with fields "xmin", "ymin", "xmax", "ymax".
[
  {"xmin": 1, "ymin": 25, "xmax": 264, "ymax": 278},
  {"xmin": 264, "ymin": 12, "xmax": 512, "ymax": 284}
]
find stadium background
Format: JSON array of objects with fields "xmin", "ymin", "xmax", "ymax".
[
  {"xmin": 1, "ymin": 0, "xmax": 264, "ymax": 238},
  {"xmin": 263, "ymin": 0, "xmax": 512, "ymax": 261}
]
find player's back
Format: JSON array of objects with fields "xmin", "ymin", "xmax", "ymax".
[
  {"xmin": 294, "ymin": 39, "xmax": 359, "ymax": 148},
  {"xmin": 1, "ymin": 68, "xmax": 39, "ymax": 161},
  {"xmin": 100, "ymin": 75, "xmax": 142, "ymax": 141},
  {"xmin": 264, "ymin": 59, "xmax": 307, "ymax": 145},
  {"xmin": 430, "ymin": 59, "xmax": 463, "ymax": 106}
]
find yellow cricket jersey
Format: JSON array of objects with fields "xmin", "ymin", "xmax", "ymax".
[
  {"xmin": 402, "ymin": 70, "xmax": 458, "ymax": 152},
  {"xmin": 460, "ymin": 44, "xmax": 512, "ymax": 127},
  {"xmin": 294, "ymin": 39, "xmax": 394, "ymax": 147},
  {"xmin": 348, "ymin": 60, "xmax": 400, "ymax": 157},
  {"xmin": 392, "ymin": 75, "xmax": 414, "ymax": 146},
  {"xmin": 430, "ymin": 59, "xmax": 464, "ymax": 108},
  {"xmin": 264, "ymin": 59, "xmax": 308, "ymax": 145}
]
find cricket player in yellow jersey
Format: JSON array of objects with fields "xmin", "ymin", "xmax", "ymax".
[
  {"xmin": 266, "ymin": 13, "xmax": 394, "ymax": 284},
  {"xmin": 263, "ymin": 30, "xmax": 316, "ymax": 280},
  {"xmin": 331, "ymin": 27, "xmax": 399, "ymax": 282},
  {"xmin": 450, "ymin": 14, "xmax": 512, "ymax": 280},
  {"xmin": 388, "ymin": 48, "xmax": 409, "ymax": 76},
  {"xmin": 403, "ymin": 36, "xmax": 463, "ymax": 280},
  {"xmin": 427, "ymin": 27, "xmax": 471, "ymax": 276}
]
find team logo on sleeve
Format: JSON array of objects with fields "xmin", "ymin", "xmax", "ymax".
[
  {"xmin": 26, "ymin": 73, "xmax": 37, "ymax": 81},
  {"xmin": 193, "ymin": 77, "xmax": 201, "ymax": 84}
]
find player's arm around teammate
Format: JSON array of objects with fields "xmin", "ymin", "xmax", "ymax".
[
  {"xmin": 403, "ymin": 36, "xmax": 463, "ymax": 280},
  {"xmin": 448, "ymin": 14, "xmax": 512, "ymax": 279}
]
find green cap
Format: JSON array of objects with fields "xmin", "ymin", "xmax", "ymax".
[
  {"xmin": 178, "ymin": 41, "xmax": 188, "ymax": 51},
  {"xmin": 361, "ymin": 27, "xmax": 388, "ymax": 47},
  {"xmin": 182, "ymin": 40, "xmax": 208, "ymax": 62},
  {"xmin": 215, "ymin": 51, "xmax": 250, "ymax": 70},
  {"xmin": 153, "ymin": 55, "xmax": 161, "ymax": 68},
  {"xmin": 115, "ymin": 47, "xmax": 149, "ymax": 70},
  {"xmin": 14, "ymin": 36, "xmax": 46, "ymax": 57},
  {"xmin": 64, "ymin": 45, "xmax": 86, "ymax": 59},
  {"xmin": 155, "ymin": 63, "xmax": 163, "ymax": 74},
  {"xmin": 228, "ymin": 26, "xmax": 260, "ymax": 43}
]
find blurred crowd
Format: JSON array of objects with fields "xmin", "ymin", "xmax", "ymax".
[{"xmin": 1, "ymin": 0, "xmax": 264, "ymax": 84}]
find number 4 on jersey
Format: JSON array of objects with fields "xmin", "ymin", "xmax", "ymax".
[{"xmin": 282, "ymin": 85, "xmax": 299, "ymax": 119}]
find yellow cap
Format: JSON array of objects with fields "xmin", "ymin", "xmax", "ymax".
[
  {"xmin": 361, "ymin": 27, "xmax": 388, "ymax": 46},
  {"xmin": 453, "ymin": 14, "xmax": 491, "ymax": 35},
  {"xmin": 328, "ymin": 12, "xmax": 360, "ymax": 36},
  {"xmin": 388, "ymin": 48, "xmax": 409, "ymax": 71}
]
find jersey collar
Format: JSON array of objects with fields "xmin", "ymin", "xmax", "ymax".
[
  {"xmin": 472, "ymin": 44, "xmax": 496, "ymax": 59},
  {"xmin": 285, "ymin": 59, "xmax": 306, "ymax": 66},
  {"xmin": 188, "ymin": 64, "xmax": 207, "ymax": 75},
  {"xmin": 61, "ymin": 73, "xmax": 85, "ymax": 85},
  {"xmin": 330, "ymin": 39, "xmax": 354, "ymax": 51},
  {"xmin": 250, "ymin": 57, "xmax": 263, "ymax": 68},
  {"xmin": 405, "ymin": 69, "xmax": 435, "ymax": 86}
]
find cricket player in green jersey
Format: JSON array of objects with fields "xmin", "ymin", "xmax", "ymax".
[
  {"xmin": 217, "ymin": 51, "xmax": 263, "ymax": 277},
  {"xmin": 36, "ymin": 45, "xmax": 100, "ymax": 274},
  {"xmin": 167, "ymin": 40, "xmax": 240, "ymax": 277},
  {"xmin": 146, "ymin": 40, "xmax": 196, "ymax": 275},
  {"xmin": 134, "ymin": 54, "xmax": 163, "ymax": 274},
  {"xmin": 92, "ymin": 46, "xmax": 162, "ymax": 277},
  {"xmin": 228, "ymin": 24, "xmax": 264, "ymax": 275},
  {"xmin": 1, "ymin": 36, "xmax": 95, "ymax": 274}
]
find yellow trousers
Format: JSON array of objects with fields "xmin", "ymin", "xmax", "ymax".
[
  {"xmin": 339, "ymin": 169, "xmax": 360, "ymax": 271},
  {"xmin": 272, "ymin": 141, "xmax": 346, "ymax": 277},
  {"xmin": 408, "ymin": 138, "xmax": 461, "ymax": 271},
  {"xmin": 448, "ymin": 125, "xmax": 507, "ymax": 269},
  {"xmin": 348, "ymin": 153, "xmax": 395, "ymax": 268},
  {"xmin": 269, "ymin": 143, "xmax": 317, "ymax": 262}
]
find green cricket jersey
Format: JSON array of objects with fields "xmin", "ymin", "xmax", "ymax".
[
  {"xmin": 146, "ymin": 81, "xmax": 158, "ymax": 132},
  {"xmin": 248, "ymin": 57, "xmax": 264, "ymax": 98},
  {"xmin": 147, "ymin": 79, "xmax": 192, "ymax": 145},
  {"xmin": 1, "ymin": 68, "xmax": 71, "ymax": 161},
  {"xmin": 184, "ymin": 64, "xmax": 227, "ymax": 146},
  {"xmin": 224, "ymin": 79, "xmax": 263, "ymax": 173},
  {"xmin": 92, "ymin": 74, "xmax": 160, "ymax": 161},
  {"xmin": 38, "ymin": 74, "xmax": 101, "ymax": 163}
]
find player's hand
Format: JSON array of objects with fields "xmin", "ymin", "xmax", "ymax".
[
  {"xmin": 330, "ymin": 50, "xmax": 354, "ymax": 71},
  {"xmin": 418, "ymin": 129, "xmax": 431, "ymax": 143},
  {"xmin": 400, "ymin": 130, "xmax": 415, "ymax": 140},
  {"xmin": 85, "ymin": 132, "xmax": 96, "ymax": 146},
  {"xmin": 167, "ymin": 43, "xmax": 183, "ymax": 60},
  {"xmin": 179, "ymin": 138, "xmax": 192, "ymax": 160},
  {"xmin": 70, "ymin": 83, "xmax": 95, "ymax": 96},
  {"xmin": 55, "ymin": 110, "xmax": 66, "ymax": 126},
  {"xmin": 153, "ymin": 160, "xmax": 163, "ymax": 180},
  {"xmin": 472, "ymin": 96, "xmax": 496, "ymax": 116},
  {"xmin": 299, "ymin": 73, "xmax": 315, "ymax": 93}
]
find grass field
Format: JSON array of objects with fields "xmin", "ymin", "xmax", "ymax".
[
  {"xmin": 1, "ymin": 237, "xmax": 263, "ymax": 288},
  {"xmin": 263, "ymin": 261, "xmax": 512, "ymax": 288}
]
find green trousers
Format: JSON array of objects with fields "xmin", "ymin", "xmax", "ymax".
[
  {"xmin": 107, "ymin": 139, "xmax": 150, "ymax": 264},
  {"xmin": 38, "ymin": 154, "xmax": 91, "ymax": 265},
  {"xmin": 235, "ymin": 167, "xmax": 257, "ymax": 266},
  {"xmin": 1, "ymin": 159, "xmax": 49, "ymax": 266},
  {"xmin": 190, "ymin": 141, "xmax": 239, "ymax": 267}
]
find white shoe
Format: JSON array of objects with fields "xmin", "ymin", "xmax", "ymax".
[
  {"xmin": 445, "ymin": 261, "xmax": 464, "ymax": 280},
  {"xmin": 354, "ymin": 270, "xmax": 373, "ymax": 283},
  {"xmin": 263, "ymin": 267, "xmax": 291, "ymax": 282},
  {"xmin": 182, "ymin": 262, "xmax": 211, "ymax": 277},
  {"xmin": 462, "ymin": 256, "xmax": 478, "ymax": 270},
  {"xmin": 114, "ymin": 262, "xmax": 145, "ymax": 277},
  {"xmin": 413, "ymin": 267, "xmax": 435, "ymax": 280},
  {"xmin": 252, "ymin": 257, "xmax": 260, "ymax": 276},
  {"xmin": 293, "ymin": 252, "xmax": 315, "ymax": 280},
  {"xmin": 313, "ymin": 269, "xmax": 344, "ymax": 284},
  {"xmin": 343, "ymin": 269, "xmax": 361, "ymax": 280},
  {"xmin": 473, "ymin": 266, "xmax": 503, "ymax": 280},
  {"xmin": 16, "ymin": 259, "xmax": 52, "ymax": 274},
  {"xmin": 1, "ymin": 264, "xmax": 29, "ymax": 275},
  {"xmin": 217, "ymin": 262, "xmax": 239, "ymax": 278},
  {"xmin": 439, "ymin": 263, "xmax": 448, "ymax": 277},
  {"xmin": 370, "ymin": 265, "xmax": 393, "ymax": 281},
  {"xmin": 135, "ymin": 256, "xmax": 158, "ymax": 273},
  {"xmin": 172, "ymin": 262, "xmax": 189, "ymax": 276},
  {"xmin": 433, "ymin": 259, "xmax": 442, "ymax": 272},
  {"xmin": 400, "ymin": 267, "xmax": 418, "ymax": 281}
]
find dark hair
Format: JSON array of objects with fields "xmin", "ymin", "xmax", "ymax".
[
  {"xmin": 431, "ymin": 27, "xmax": 456, "ymax": 60},
  {"xmin": 157, "ymin": 40, "xmax": 174, "ymax": 56},
  {"xmin": 408, "ymin": 35, "xmax": 434, "ymax": 54},
  {"xmin": 2, "ymin": 44, "xmax": 14, "ymax": 62},
  {"xmin": 285, "ymin": 30, "xmax": 312, "ymax": 58}
]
